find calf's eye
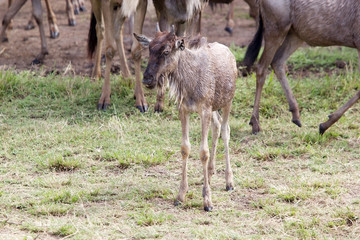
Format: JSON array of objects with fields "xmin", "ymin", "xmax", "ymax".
[{"xmin": 163, "ymin": 50, "xmax": 170, "ymax": 56}]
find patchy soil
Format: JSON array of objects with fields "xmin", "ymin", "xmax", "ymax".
[{"xmin": 0, "ymin": 0, "xmax": 256, "ymax": 76}]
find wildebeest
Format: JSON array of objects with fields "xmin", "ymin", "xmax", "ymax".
[
  {"xmin": 88, "ymin": 0, "xmax": 205, "ymax": 112},
  {"xmin": 1, "ymin": 0, "xmax": 83, "ymax": 64},
  {"xmin": 134, "ymin": 28, "xmax": 237, "ymax": 211},
  {"xmin": 243, "ymin": 0, "xmax": 360, "ymax": 134}
]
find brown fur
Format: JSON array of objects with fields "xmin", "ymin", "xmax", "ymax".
[{"xmin": 135, "ymin": 31, "xmax": 237, "ymax": 211}]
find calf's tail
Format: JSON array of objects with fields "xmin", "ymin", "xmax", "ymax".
[
  {"xmin": 87, "ymin": 12, "xmax": 97, "ymax": 58},
  {"xmin": 242, "ymin": 13, "xmax": 263, "ymax": 73}
]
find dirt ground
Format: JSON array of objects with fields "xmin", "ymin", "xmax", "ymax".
[{"xmin": 0, "ymin": 0, "xmax": 256, "ymax": 76}]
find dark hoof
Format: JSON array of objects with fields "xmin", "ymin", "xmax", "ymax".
[
  {"xmin": 79, "ymin": 6, "xmax": 86, "ymax": 12},
  {"xmin": 226, "ymin": 186, "xmax": 234, "ymax": 191},
  {"xmin": 74, "ymin": 8, "xmax": 80, "ymax": 15},
  {"xmin": 154, "ymin": 108, "xmax": 163, "ymax": 113},
  {"xmin": 174, "ymin": 200, "xmax": 181, "ymax": 206},
  {"xmin": 224, "ymin": 27, "xmax": 233, "ymax": 35},
  {"xmin": 50, "ymin": 31, "xmax": 60, "ymax": 39},
  {"xmin": 319, "ymin": 123, "xmax": 326, "ymax": 135},
  {"xmin": 136, "ymin": 105, "xmax": 148, "ymax": 113},
  {"xmin": 32, "ymin": 58, "xmax": 42, "ymax": 65},
  {"xmin": 68, "ymin": 20, "xmax": 76, "ymax": 26},
  {"xmin": 97, "ymin": 103, "xmax": 110, "ymax": 111},
  {"xmin": 292, "ymin": 119, "xmax": 302, "ymax": 127},
  {"xmin": 204, "ymin": 206, "xmax": 213, "ymax": 212},
  {"xmin": 1, "ymin": 37, "xmax": 8, "ymax": 43},
  {"xmin": 25, "ymin": 24, "xmax": 35, "ymax": 30}
]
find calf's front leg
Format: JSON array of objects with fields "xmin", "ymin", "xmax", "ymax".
[{"xmin": 175, "ymin": 108, "xmax": 190, "ymax": 205}]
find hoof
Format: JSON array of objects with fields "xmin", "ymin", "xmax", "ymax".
[
  {"xmin": 292, "ymin": 119, "xmax": 302, "ymax": 127},
  {"xmin": 25, "ymin": 24, "xmax": 35, "ymax": 30},
  {"xmin": 79, "ymin": 6, "xmax": 86, "ymax": 12},
  {"xmin": 204, "ymin": 206, "xmax": 213, "ymax": 212},
  {"xmin": 154, "ymin": 108, "xmax": 163, "ymax": 113},
  {"xmin": 319, "ymin": 123, "xmax": 326, "ymax": 135},
  {"xmin": 32, "ymin": 58, "xmax": 42, "ymax": 65},
  {"xmin": 226, "ymin": 186, "xmax": 234, "ymax": 191},
  {"xmin": 74, "ymin": 8, "xmax": 80, "ymax": 15},
  {"xmin": 1, "ymin": 37, "xmax": 8, "ymax": 43},
  {"xmin": 68, "ymin": 20, "xmax": 76, "ymax": 26},
  {"xmin": 174, "ymin": 200, "xmax": 181, "ymax": 206},
  {"xmin": 224, "ymin": 27, "xmax": 233, "ymax": 35},
  {"xmin": 136, "ymin": 105, "xmax": 148, "ymax": 113},
  {"xmin": 97, "ymin": 103, "xmax": 110, "ymax": 111},
  {"xmin": 50, "ymin": 31, "xmax": 60, "ymax": 39}
]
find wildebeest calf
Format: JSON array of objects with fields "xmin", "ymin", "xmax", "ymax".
[{"xmin": 134, "ymin": 28, "xmax": 237, "ymax": 211}]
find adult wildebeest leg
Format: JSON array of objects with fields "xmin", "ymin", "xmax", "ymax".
[
  {"xmin": 31, "ymin": 0, "xmax": 49, "ymax": 64},
  {"xmin": 66, "ymin": 0, "xmax": 76, "ymax": 26},
  {"xmin": 319, "ymin": 90, "xmax": 360, "ymax": 134},
  {"xmin": 89, "ymin": 0, "xmax": 104, "ymax": 80},
  {"xmin": 208, "ymin": 111, "xmax": 221, "ymax": 184},
  {"xmin": 7, "ymin": 0, "xmax": 13, "ymax": 30},
  {"xmin": 110, "ymin": 7, "xmax": 130, "ymax": 78},
  {"xmin": 175, "ymin": 107, "xmax": 191, "ymax": 205},
  {"xmin": 44, "ymin": 0, "xmax": 60, "ymax": 38},
  {"xmin": 224, "ymin": 1, "xmax": 234, "ymax": 35},
  {"xmin": 96, "ymin": 0, "xmax": 119, "ymax": 110},
  {"xmin": 131, "ymin": 0, "xmax": 148, "ymax": 112},
  {"xmin": 1, "ymin": 0, "xmax": 27, "ymax": 43},
  {"xmin": 221, "ymin": 103, "xmax": 234, "ymax": 190},
  {"xmin": 271, "ymin": 32, "xmax": 304, "ymax": 127},
  {"xmin": 250, "ymin": 33, "xmax": 289, "ymax": 134},
  {"xmin": 200, "ymin": 109, "xmax": 213, "ymax": 211},
  {"xmin": 244, "ymin": 0, "xmax": 258, "ymax": 21}
]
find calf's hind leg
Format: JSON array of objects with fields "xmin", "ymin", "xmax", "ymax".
[
  {"xmin": 208, "ymin": 111, "xmax": 221, "ymax": 184},
  {"xmin": 200, "ymin": 109, "xmax": 213, "ymax": 211},
  {"xmin": 221, "ymin": 103, "xmax": 234, "ymax": 191}
]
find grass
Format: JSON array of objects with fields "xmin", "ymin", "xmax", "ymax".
[{"xmin": 0, "ymin": 46, "xmax": 360, "ymax": 239}]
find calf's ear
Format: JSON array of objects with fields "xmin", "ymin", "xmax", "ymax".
[
  {"xmin": 175, "ymin": 39, "xmax": 185, "ymax": 51},
  {"xmin": 133, "ymin": 33, "xmax": 152, "ymax": 48}
]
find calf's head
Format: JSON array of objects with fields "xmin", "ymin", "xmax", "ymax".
[{"xmin": 134, "ymin": 27, "xmax": 185, "ymax": 89}]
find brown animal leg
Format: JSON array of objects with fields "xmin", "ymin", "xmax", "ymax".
[
  {"xmin": 97, "ymin": 0, "xmax": 119, "ymax": 110},
  {"xmin": 221, "ymin": 103, "xmax": 234, "ymax": 190},
  {"xmin": 224, "ymin": 1, "xmax": 234, "ymax": 35},
  {"xmin": 200, "ymin": 109, "xmax": 213, "ymax": 212},
  {"xmin": 78, "ymin": 0, "xmax": 86, "ymax": 12},
  {"xmin": 44, "ymin": 0, "xmax": 60, "ymax": 38},
  {"xmin": 90, "ymin": 0, "xmax": 104, "ymax": 80},
  {"xmin": 1, "ymin": 0, "xmax": 28, "ymax": 42},
  {"xmin": 208, "ymin": 111, "xmax": 221, "ymax": 184},
  {"xmin": 175, "ymin": 107, "xmax": 190, "ymax": 205},
  {"xmin": 98, "ymin": 44, "xmax": 116, "ymax": 110},
  {"xmin": 244, "ymin": 0, "xmax": 259, "ymax": 20},
  {"xmin": 31, "ymin": 0, "xmax": 49, "ymax": 64},
  {"xmin": 271, "ymin": 32, "xmax": 303, "ymax": 127},
  {"xmin": 72, "ymin": 0, "xmax": 80, "ymax": 15},
  {"xmin": 319, "ymin": 90, "xmax": 360, "ymax": 134},
  {"xmin": 113, "ymin": 17, "xmax": 130, "ymax": 78},
  {"xmin": 7, "ymin": 0, "xmax": 13, "ymax": 30},
  {"xmin": 131, "ymin": 0, "xmax": 148, "ymax": 112},
  {"xmin": 250, "ymin": 14, "xmax": 290, "ymax": 134},
  {"xmin": 66, "ymin": 0, "xmax": 76, "ymax": 26}
]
